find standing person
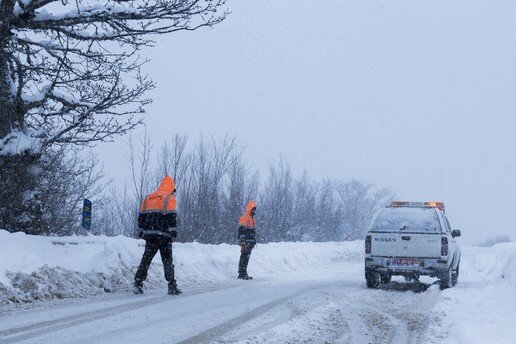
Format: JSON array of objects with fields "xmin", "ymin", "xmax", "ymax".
[
  {"xmin": 237, "ymin": 201, "xmax": 257, "ymax": 280},
  {"xmin": 134, "ymin": 176, "xmax": 181, "ymax": 295}
]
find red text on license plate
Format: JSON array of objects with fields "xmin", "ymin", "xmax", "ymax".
[{"xmin": 393, "ymin": 258, "xmax": 420, "ymax": 266}]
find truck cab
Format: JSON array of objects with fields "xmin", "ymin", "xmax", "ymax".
[{"xmin": 364, "ymin": 201, "xmax": 461, "ymax": 289}]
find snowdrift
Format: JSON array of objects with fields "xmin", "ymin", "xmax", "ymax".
[
  {"xmin": 0, "ymin": 230, "xmax": 362, "ymax": 306},
  {"xmin": 460, "ymin": 242, "xmax": 516, "ymax": 285},
  {"xmin": 424, "ymin": 242, "xmax": 516, "ymax": 344}
]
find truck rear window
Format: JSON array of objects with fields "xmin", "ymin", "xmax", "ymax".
[{"xmin": 371, "ymin": 208, "xmax": 441, "ymax": 232}]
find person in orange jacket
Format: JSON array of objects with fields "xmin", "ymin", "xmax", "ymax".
[
  {"xmin": 134, "ymin": 176, "xmax": 181, "ymax": 295},
  {"xmin": 237, "ymin": 201, "xmax": 257, "ymax": 280}
]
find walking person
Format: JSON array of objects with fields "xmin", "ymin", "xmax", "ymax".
[
  {"xmin": 134, "ymin": 176, "xmax": 181, "ymax": 295},
  {"xmin": 237, "ymin": 201, "xmax": 257, "ymax": 280}
]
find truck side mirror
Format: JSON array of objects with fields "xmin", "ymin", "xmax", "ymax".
[{"xmin": 452, "ymin": 229, "xmax": 461, "ymax": 238}]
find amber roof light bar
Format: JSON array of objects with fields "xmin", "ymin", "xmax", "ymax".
[{"xmin": 389, "ymin": 201, "xmax": 445, "ymax": 212}]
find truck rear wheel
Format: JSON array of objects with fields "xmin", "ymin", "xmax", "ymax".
[
  {"xmin": 439, "ymin": 268, "xmax": 453, "ymax": 289},
  {"xmin": 366, "ymin": 271, "xmax": 380, "ymax": 289},
  {"xmin": 451, "ymin": 263, "xmax": 460, "ymax": 286}
]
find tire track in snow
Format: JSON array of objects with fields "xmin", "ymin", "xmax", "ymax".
[
  {"xmin": 177, "ymin": 290, "xmax": 310, "ymax": 344},
  {"xmin": 218, "ymin": 291, "xmax": 351, "ymax": 344},
  {"xmin": 179, "ymin": 282, "xmax": 438, "ymax": 344},
  {"xmin": 344, "ymin": 283, "xmax": 440, "ymax": 344},
  {"xmin": 176, "ymin": 282, "xmax": 352, "ymax": 344},
  {"xmin": 0, "ymin": 296, "xmax": 173, "ymax": 344},
  {"xmin": 0, "ymin": 284, "xmax": 245, "ymax": 344},
  {"xmin": 0, "ymin": 277, "xmax": 441, "ymax": 344},
  {"xmin": 231, "ymin": 303, "xmax": 349, "ymax": 344}
]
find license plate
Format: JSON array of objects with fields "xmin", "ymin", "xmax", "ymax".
[{"xmin": 392, "ymin": 258, "xmax": 420, "ymax": 266}]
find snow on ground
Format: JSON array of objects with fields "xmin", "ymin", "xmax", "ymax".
[
  {"xmin": 1, "ymin": 230, "xmax": 516, "ymax": 343},
  {"xmin": 0, "ymin": 230, "xmax": 361, "ymax": 307},
  {"xmin": 423, "ymin": 242, "xmax": 516, "ymax": 344}
]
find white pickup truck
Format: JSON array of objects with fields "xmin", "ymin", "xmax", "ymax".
[{"xmin": 364, "ymin": 201, "xmax": 461, "ymax": 289}]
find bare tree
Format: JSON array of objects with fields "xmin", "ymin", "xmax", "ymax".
[
  {"xmin": 219, "ymin": 151, "xmax": 253, "ymax": 244},
  {"xmin": 90, "ymin": 133, "xmax": 395, "ymax": 243},
  {"xmin": 191, "ymin": 136, "xmax": 239, "ymax": 242},
  {"xmin": 107, "ymin": 182, "xmax": 134, "ymax": 236},
  {"xmin": 259, "ymin": 158, "xmax": 294, "ymax": 242},
  {"xmin": 101, "ymin": 132, "xmax": 154, "ymax": 237},
  {"xmin": 335, "ymin": 180, "xmax": 393, "ymax": 240},
  {"xmin": 0, "ymin": 0, "xmax": 227, "ymax": 232},
  {"xmin": 0, "ymin": 0, "xmax": 227, "ymax": 143},
  {"xmin": 37, "ymin": 147, "xmax": 108, "ymax": 235},
  {"xmin": 157, "ymin": 134, "xmax": 189, "ymax": 187},
  {"xmin": 288, "ymin": 172, "xmax": 317, "ymax": 241},
  {"xmin": 314, "ymin": 180, "xmax": 341, "ymax": 241},
  {"xmin": 126, "ymin": 132, "xmax": 153, "ymax": 236}
]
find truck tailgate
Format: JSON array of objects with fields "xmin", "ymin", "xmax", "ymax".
[{"xmin": 370, "ymin": 232, "xmax": 442, "ymax": 258}]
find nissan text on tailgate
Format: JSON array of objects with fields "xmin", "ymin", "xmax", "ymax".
[{"xmin": 364, "ymin": 201, "xmax": 461, "ymax": 289}]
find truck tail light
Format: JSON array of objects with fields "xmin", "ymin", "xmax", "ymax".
[
  {"xmin": 441, "ymin": 237, "xmax": 448, "ymax": 256},
  {"xmin": 365, "ymin": 235, "xmax": 372, "ymax": 254}
]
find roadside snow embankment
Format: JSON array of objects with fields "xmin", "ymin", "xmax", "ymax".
[
  {"xmin": 0, "ymin": 230, "xmax": 362, "ymax": 306},
  {"xmin": 425, "ymin": 242, "xmax": 516, "ymax": 344}
]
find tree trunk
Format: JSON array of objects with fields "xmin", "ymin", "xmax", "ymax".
[
  {"xmin": 0, "ymin": 152, "xmax": 42, "ymax": 233},
  {"xmin": 0, "ymin": 0, "xmax": 42, "ymax": 233},
  {"xmin": 0, "ymin": 0, "xmax": 18, "ymax": 137}
]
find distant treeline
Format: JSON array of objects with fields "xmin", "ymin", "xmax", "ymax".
[
  {"xmin": 6, "ymin": 134, "xmax": 393, "ymax": 243},
  {"xmin": 93, "ymin": 134, "xmax": 394, "ymax": 243}
]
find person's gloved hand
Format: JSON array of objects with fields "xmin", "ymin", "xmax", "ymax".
[{"xmin": 138, "ymin": 230, "xmax": 143, "ymax": 238}]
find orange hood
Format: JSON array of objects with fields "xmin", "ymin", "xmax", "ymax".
[
  {"xmin": 245, "ymin": 200, "xmax": 257, "ymax": 215},
  {"xmin": 157, "ymin": 176, "xmax": 176, "ymax": 193}
]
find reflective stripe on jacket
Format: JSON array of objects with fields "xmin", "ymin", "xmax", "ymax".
[{"xmin": 139, "ymin": 176, "xmax": 178, "ymax": 239}]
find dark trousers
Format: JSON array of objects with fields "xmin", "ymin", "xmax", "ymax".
[
  {"xmin": 135, "ymin": 237, "xmax": 175, "ymax": 284},
  {"xmin": 238, "ymin": 244, "xmax": 254, "ymax": 276}
]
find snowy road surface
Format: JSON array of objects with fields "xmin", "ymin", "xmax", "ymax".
[
  {"xmin": 2, "ymin": 236, "xmax": 516, "ymax": 344},
  {"xmin": 0, "ymin": 262, "xmax": 443, "ymax": 344}
]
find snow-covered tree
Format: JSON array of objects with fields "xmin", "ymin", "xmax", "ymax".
[{"xmin": 0, "ymin": 0, "xmax": 227, "ymax": 232}]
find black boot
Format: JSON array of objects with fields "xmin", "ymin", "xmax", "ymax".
[
  {"xmin": 168, "ymin": 280, "xmax": 181, "ymax": 295},
  {"xmin": 133, "ymin": 280, "xmax": 143, "ymax": 294},
  {"xmin": 238, "ymin": 274, "xmax": 253, "ymax": 280}
]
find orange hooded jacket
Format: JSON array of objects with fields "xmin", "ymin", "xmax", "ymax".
[
  {"xmin": 239, "ymin": 201, "xmax": 256, "ymax": 229},
  {"xmin": 138, "ymin": 176, "xmax": 178, "ymax": 238},
  {"xmin": 238, "ymin": 201, "xmax": 257, "ymax": 245},
  {"xmin": 140, "ymin": 176, "xmax": 177, "ymax": 214}
]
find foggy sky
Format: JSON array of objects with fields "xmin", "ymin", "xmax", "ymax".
[{"xmin": 97, "ymin": 0, "xmax": 516, "ymax": 244}]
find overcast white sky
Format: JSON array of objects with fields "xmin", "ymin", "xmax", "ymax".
[{"xmin": 97, "ymin": 0, "xmax": 516, "ymax": 245}]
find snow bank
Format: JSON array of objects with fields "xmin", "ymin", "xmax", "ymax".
[
  {"xmin": 0, "ymin": 230, "xmax": 362, "ymax": 307},
  {"xmin": 424, "ymin": 242, "xmax": 516, "ymax": 344},
  {"xmin": 460, "ymin": 242, "xmax": 516, "ymax": 285}
]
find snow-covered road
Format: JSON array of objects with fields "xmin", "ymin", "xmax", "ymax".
[
  {"xmin": 2, "ymin": 233, "xmax": 516, "ymax": 344},
  {"xmin": 0, "ymin": 262, "xmax": 443, "ymax": 344}
]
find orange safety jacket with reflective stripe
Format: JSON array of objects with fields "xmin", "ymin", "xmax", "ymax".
[
  {"xmin": 140, "ymin": 176, "xmax": 177, "ymax": 214},
  {"xmin": 138, "ymin": 176, "xmax": 178, "ymax": 239},
  {"xmin": 238, "ymin": 201, "xmax": 256, "ymax": 245}
]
